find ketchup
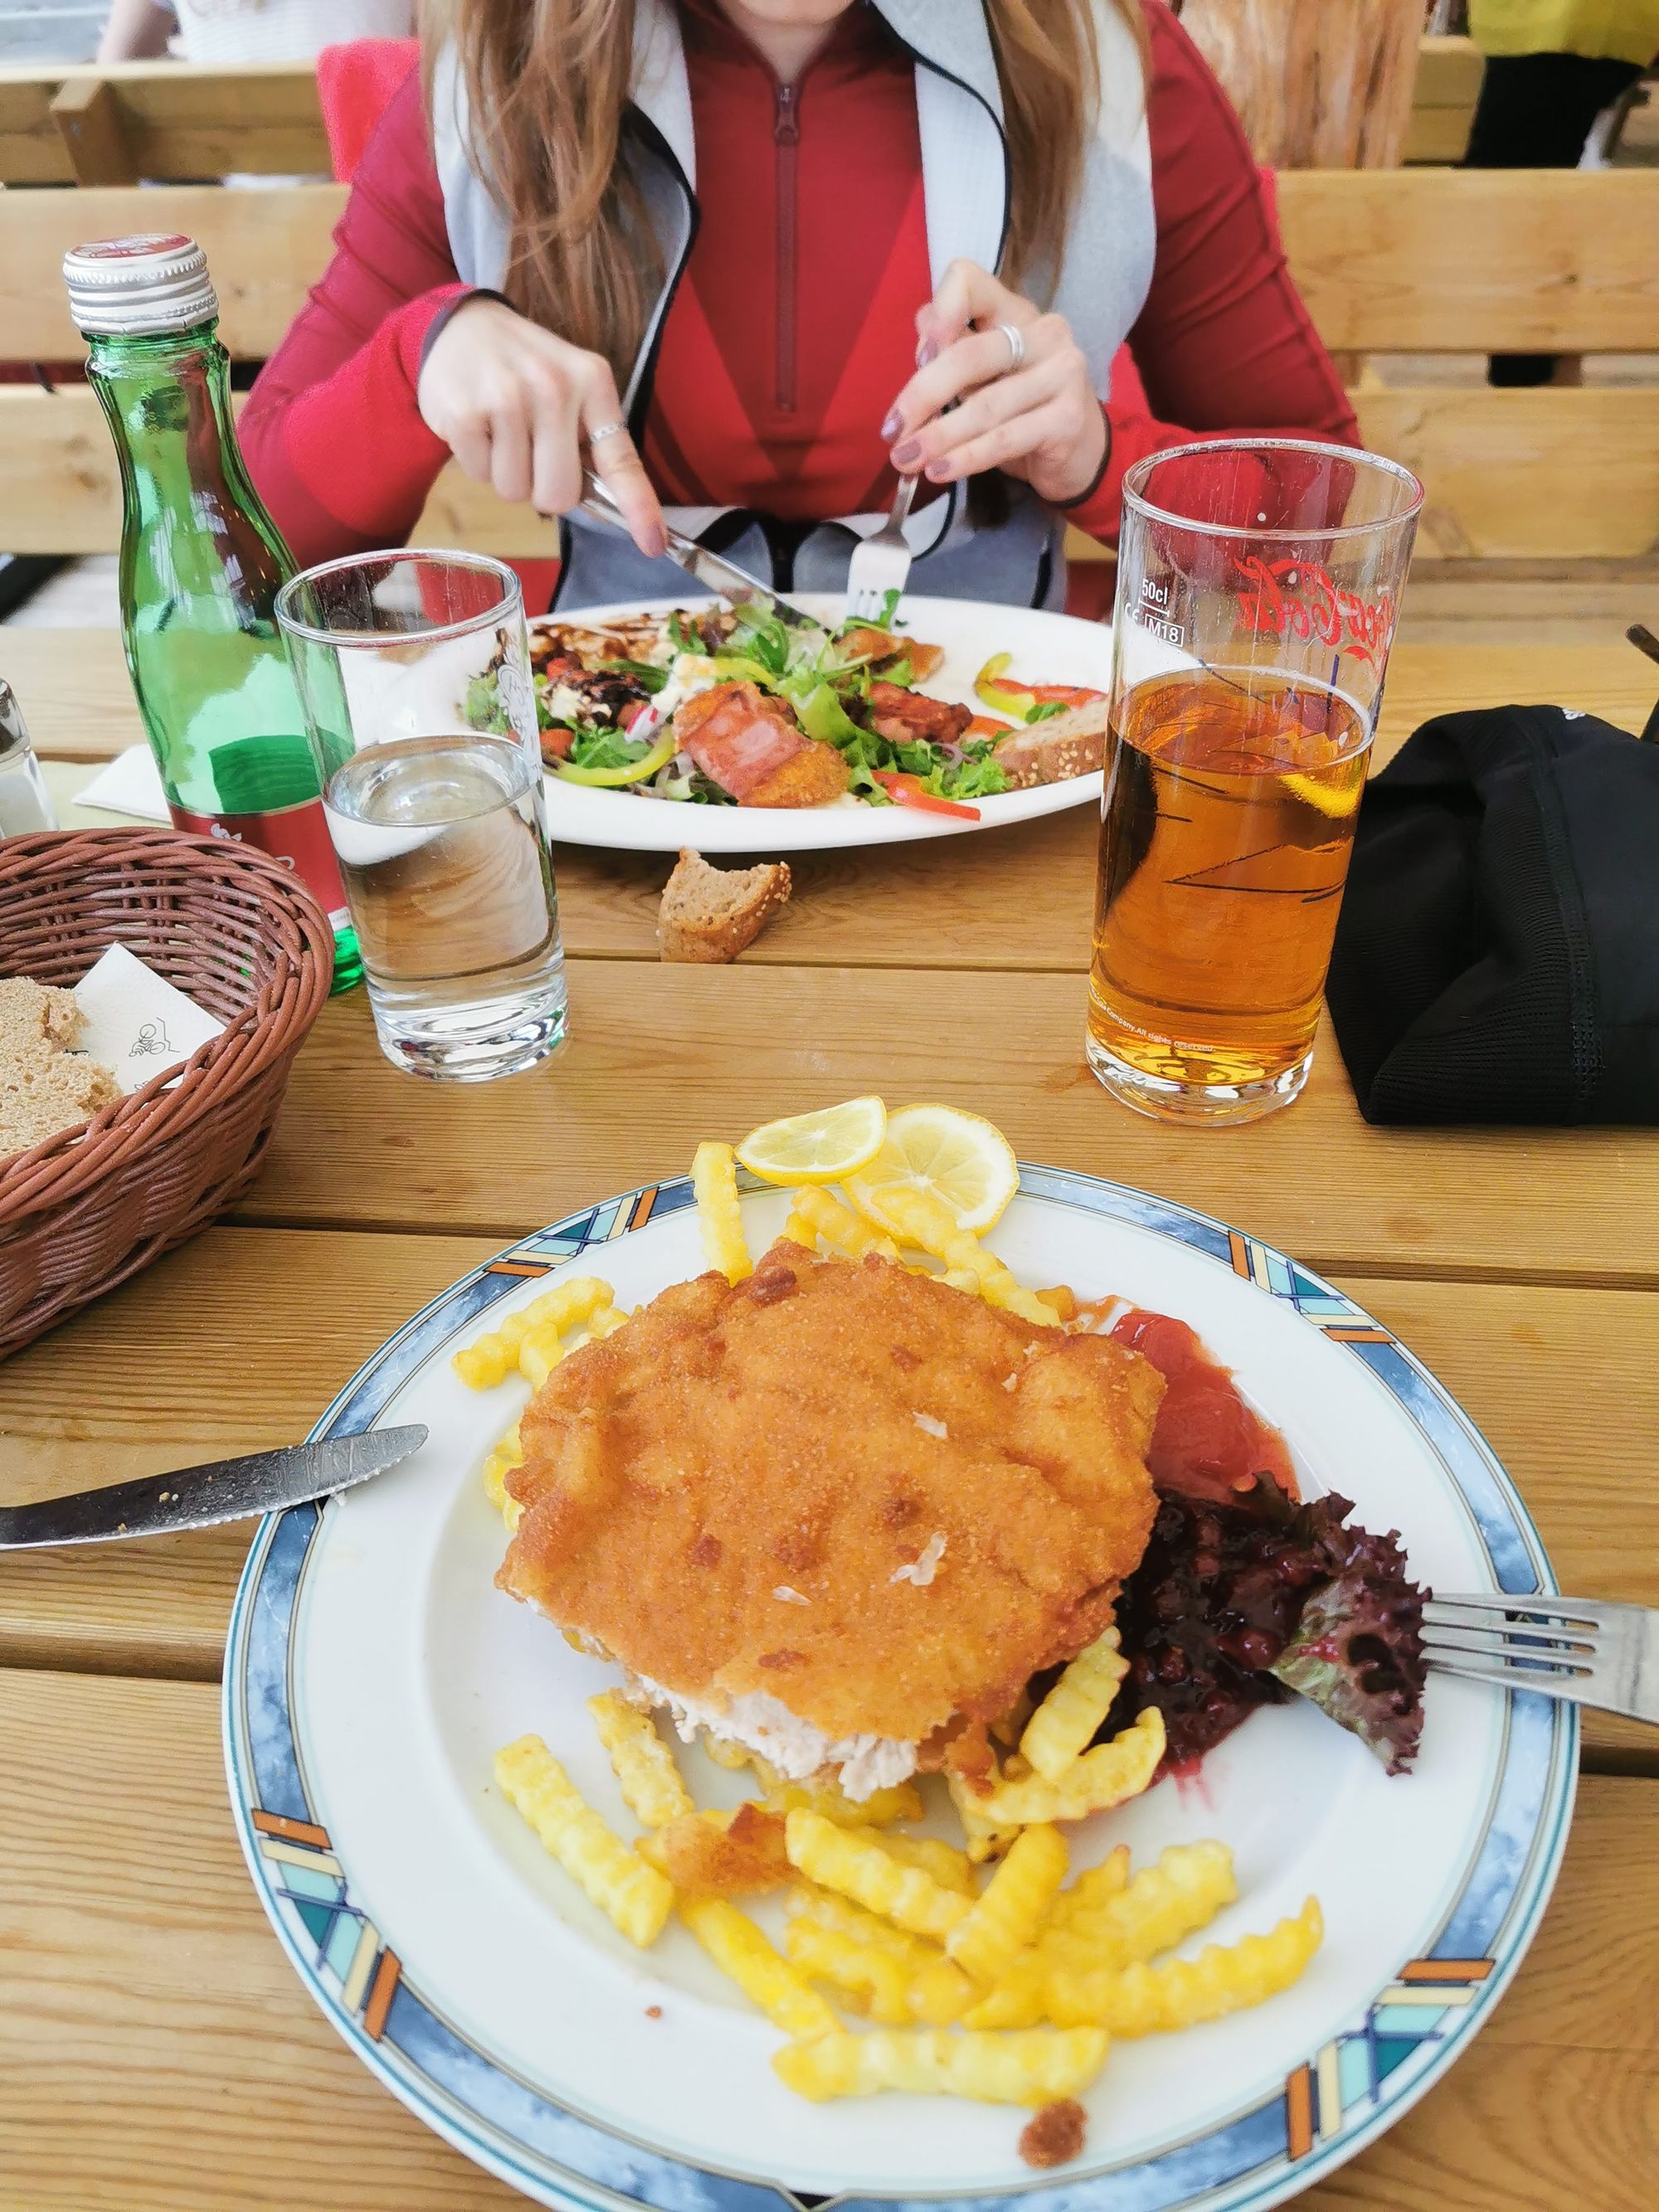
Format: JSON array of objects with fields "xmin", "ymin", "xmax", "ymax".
[{"xmin": 1109, "ymin": 1309, "xmax": 1297, "ymax": 1504}]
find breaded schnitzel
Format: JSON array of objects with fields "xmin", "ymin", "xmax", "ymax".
[{"xmin": 499, "ymin": 1240, "xmax": 1162, "ymax": 1796}]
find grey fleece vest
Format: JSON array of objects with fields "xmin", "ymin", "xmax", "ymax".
[{"xmin": 431, "ymin": 1, "xmax": 1154, "ymax": 611}]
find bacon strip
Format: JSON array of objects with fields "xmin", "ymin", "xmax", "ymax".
[
  {"xmin": 674, "ymin": 683, "xmax": 848, "ymax": 808},
  {"xmin": 864, "ymin": 682, "xmax": 971, "ymax": 749}
]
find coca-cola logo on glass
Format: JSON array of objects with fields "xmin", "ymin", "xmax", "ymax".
[{"xmin": 1235, "ymin": 557, "xmax": 1395, "ymax": 669}]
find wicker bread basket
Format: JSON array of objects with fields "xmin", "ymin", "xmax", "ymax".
[{"xmin": 0, "ymin": 828, "xmax": 334, "ymax": 1359}]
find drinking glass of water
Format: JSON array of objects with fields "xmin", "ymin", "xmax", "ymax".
[{"xmin": 275, "ymin": 551, "xmax": 565, "ymax": 1082}]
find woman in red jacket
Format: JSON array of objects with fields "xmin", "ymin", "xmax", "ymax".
[{"xmin": 241, "ymin": 0, "xmax": 1358, "ymax": 613}]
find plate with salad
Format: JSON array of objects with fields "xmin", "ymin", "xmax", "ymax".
[{"xmin": 463, "ymin": 593, "xmax": 1112, "ymax": 853}]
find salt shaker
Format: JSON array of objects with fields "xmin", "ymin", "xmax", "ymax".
[{"xmin": 0, "ymin": 678, "xmax": 59, "ymax": 837}]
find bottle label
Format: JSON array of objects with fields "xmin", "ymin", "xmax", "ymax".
[{"xmin": 169, "ymin": 797, "xmax": 353, "ymax": 934}]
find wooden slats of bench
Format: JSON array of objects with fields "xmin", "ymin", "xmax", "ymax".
[
  {"xmin": 1274, "ymin": 169, "xmax": 1659, "ymax": 353},
  {"xmin": 7, "ymin": 380, "xmax": 1655, "ymax": 565},
  {"xmin": 2, "ymin": 182, "xmax": 344, "ymax": 360},
  {"xmin": 8, "ymin": 170, "xmax": 1659, "ymax": 363},
  {"xmin": 0, "ymin": 34, "xmax": 1487, "ymax": 185},
  {"xmin": 0, "ymin": 61, "xmax": 328, "ymax": 187},
  {"xmin": 1404, "ymin": 34, "xmax": 1485, "ymax": 164},
  {"xmin": 4, "ymin": 168, "xmax": 1657, "ymax": 566}
]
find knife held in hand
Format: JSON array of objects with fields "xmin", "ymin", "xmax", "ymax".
[{"xmin": 0, "ymin": 1425, "xmax": 428, "ymax": 1548}]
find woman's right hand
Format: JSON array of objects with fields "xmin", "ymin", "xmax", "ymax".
[{"xmin": 416, "ymin": 297, "xmax": 666, "ymax": 557}]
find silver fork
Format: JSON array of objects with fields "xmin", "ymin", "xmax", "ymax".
[
  {"xmin": 1423, "ymin": 1592, "xmax": 1658, "ymax": 1724},
  {"xmin": 845, "ymin": 467, "xmax": 922, "ymax": 624}
]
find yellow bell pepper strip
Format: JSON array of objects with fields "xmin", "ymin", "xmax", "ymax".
[
  {"xmin": 552, "ymin": 727, "xmax": 678, "ymax": 788},
  {"xmin": 974, "ymin": 652, "xmax": 1106, "ymax": 725}
]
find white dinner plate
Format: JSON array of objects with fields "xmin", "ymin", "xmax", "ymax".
[
  {"xmin": 532, "ymin": 595, "xmax": 1110, "ymax": 852},
  {"xmin": 225, "ymin": 1166, "xmax": 1575, "ymax": 2212}
]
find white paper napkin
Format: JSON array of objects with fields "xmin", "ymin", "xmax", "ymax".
[
  {"xmin": 72, "ymin": 943, "xmax": 226, "ymax": 1093},
  {"xmin": 78, "ymin": 745, "xmax": 170, "ymax": 824}
]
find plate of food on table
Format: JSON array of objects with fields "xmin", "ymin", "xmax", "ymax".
[
  {"xmin": 224, "ymin": 1096, "xmax": 1573, "ymax": 2212},
  {"xmin": 463, "ymin": 592, "xmax": 1112, "ymax": 852}
]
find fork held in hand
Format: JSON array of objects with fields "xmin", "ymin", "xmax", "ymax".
[
  {"xmin": 845, "ymin": 467, "xmax": 922, "ymax": 624},
  {"xmin": 1423, "ymin": 1592, "xmax": 1658, "ymax": 1724}
]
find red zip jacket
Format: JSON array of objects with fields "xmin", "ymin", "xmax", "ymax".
[{"xmin": 241, "ymin": 3, "xmax": 1359, "ymax": 596}]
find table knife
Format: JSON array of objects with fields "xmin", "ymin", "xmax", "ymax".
[
  {"xmin": 579, "ymin": 469, "xmax": 825, "ymax": 634},
  {"xmin": 0, "ymin": 1425, "xmax": 428, "ymax": 1548}
]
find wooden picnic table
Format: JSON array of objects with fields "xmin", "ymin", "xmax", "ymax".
[{"xmin": 3, "ymin": 627, "xmax": 1657, "ymax": 2211}]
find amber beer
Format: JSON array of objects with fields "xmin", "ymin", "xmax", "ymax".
[
  {"xmin": 1087, "ymin": 438, "xmax": 1421, "ymax": 1125},
  {"xmin": 1089, "ymin": 668, "xmax": 1369, "ymax": 1103}
]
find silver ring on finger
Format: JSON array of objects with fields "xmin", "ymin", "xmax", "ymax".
[
  {"xmin": 994, "ymin": 321, "xmax": 1026, "ymax": 373},
  {"xmin": 586, "ymin": 420, "xmax": 629, "ymax": 445}
]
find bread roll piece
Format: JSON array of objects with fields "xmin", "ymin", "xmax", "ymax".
[
  {"xmin": 990, "ymin": 698, "xmax": 1111, "ymax": 790},
  {"xmin": 659, "ymin": 849, "xmax": 792, "ymax": 965},
  {"xmin": 0, "ymin": 976, "xmax": 120, "ymax": 1164}
]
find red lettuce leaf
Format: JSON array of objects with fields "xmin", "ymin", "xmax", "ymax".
[
  {"xmin": 1269, "ymin": 1564, "xmax": 1428, "ymax": 1774},
  {"xmin": 1106, "ymin": 1477, "xmax": 1428, "ymax": 1774}
]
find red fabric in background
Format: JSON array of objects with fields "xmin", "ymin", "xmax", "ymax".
[{"xmin": 316, "ymin": 39, "xmax": 421, "ymax": 183}]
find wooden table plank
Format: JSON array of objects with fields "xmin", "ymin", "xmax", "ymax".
[
  {"xmin": 2, "ymin": 1227, "xmax": 1652, "ymax": 1776},
  {"xmin": 231, "ymin": 970, "xmax": 1659, "ymax": 1291},
  {"xmin": 0, "ymin": 1228, "xmax": 499, "ymax": 1682},
  {"xmin": 2, "ymin": 1666, "xmax": 1652, "ymax": 2211},
  {"xmin": 22, "ymin": 636, "xmax": 1658, "ymax": 983}
]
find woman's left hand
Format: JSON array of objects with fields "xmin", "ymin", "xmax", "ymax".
[{"xmin": 882, "ymin": 260, "xmax": 1105, "ymax": 506}]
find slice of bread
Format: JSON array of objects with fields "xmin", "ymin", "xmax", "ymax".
[
  {"xmin": 659, "ymin": 848, "xmax": 792, "ymax": 964},
  {"xmin": 991, "ymin": 697, "xmax": 1112, "ymax": 790},
  {"xmin": 0, "ymin": 976, "xmax": 81, "ymax": 1061},
  {"xmin": 0, "ymin": 975, "xmax": 121, "ymax": 1164}
]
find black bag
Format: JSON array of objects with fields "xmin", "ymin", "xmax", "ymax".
[{"xmin": 1326, "ymin": 704, "xmax": 1659, "ymax": 1125}]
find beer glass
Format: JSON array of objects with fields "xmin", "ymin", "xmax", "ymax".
[{"xmin": 1087, "ymin": 440, "xmax": 1422, "ymax": 1125}]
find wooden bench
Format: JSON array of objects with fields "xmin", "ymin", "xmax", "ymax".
[
  {"xmin": 2, "ymin": 168, "xmax": 1657, "ymax": 566},
  {"xmin": 0, "ymin": 37, "xmax": 1493, "ymax": 187},
  {"xmin": 0, "ymin": 61, "xmax": 330, "ymax": 187},
  {"xmin": 1404, "ymin": 35, "xmax": 1484, "ymax": 165}
]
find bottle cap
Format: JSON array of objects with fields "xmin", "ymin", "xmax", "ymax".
[{"xmin": 61, "ymin": 234, "xmax": 218, "ymax": 338}]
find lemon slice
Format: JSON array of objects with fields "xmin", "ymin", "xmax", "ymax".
[
  {"xmin": 1282, "ymin": 770, "xmax": 1357, "ymax": 819},
  {"xmin": 844, "ymin": 1103, "xmax": 1019, "ymax": 1237},
  {"xmin": 735, "ymin": 1096, "xmax": 888, "ymax": 1187}
]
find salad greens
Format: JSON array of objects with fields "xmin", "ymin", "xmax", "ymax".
[
  {"xmin": 564, "ymin": 724, "xmax": 659, "ymax": 775},
  {"xmin": 474, "ymin": 588, "xmax": 1013, "ymax": 807},
  {"xmin": 464, "ymin": 673, "xmax": 515, "ymax": 737},
  {"xmin": 600, "ymin": 658, "xmax": 669, "ymax": 693}
]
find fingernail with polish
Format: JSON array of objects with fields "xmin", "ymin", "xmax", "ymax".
[
  {"xmin": 892, "ymin": 438, "xmax": 922, "ymax": 468},
  {"xmin": 925, "ymin": 458, "xmax": 954, "ymax": 481},
  {"xmin": 915, "ymin": 338, "xmax": 938, "ymax": 369},
  {"xmin": 645, "ymin": 527, "xmax": 668, "ymax": 559},
  {"xmin": 879, "ymin": 408, "xmax": 902, "ymax": 442}
]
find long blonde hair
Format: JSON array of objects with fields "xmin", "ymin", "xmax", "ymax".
[{"xmin": 432, "ymin": 0, "xmax": 1148, "ymax": 386}]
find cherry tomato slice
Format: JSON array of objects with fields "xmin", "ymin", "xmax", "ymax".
[{"xmin": 871, "ymin": 771, "xmax": 980, "ymax": 821}]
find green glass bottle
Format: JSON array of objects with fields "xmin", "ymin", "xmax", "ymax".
[{"xmin": 63, "ymin": 232, "xmax": 360, "ymax": 992}]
